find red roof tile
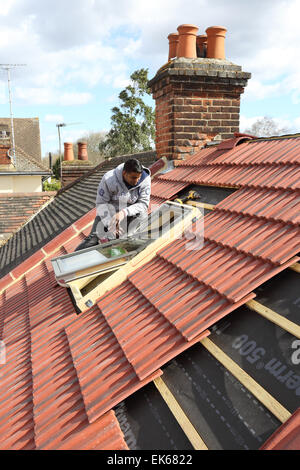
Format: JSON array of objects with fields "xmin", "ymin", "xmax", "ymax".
[
  {"xmin": 43, "ymin": 226, "xmax": 78, "ymax": 255},
  {"xmin": 128, "ymin": 255, "xmax": 255, "ymax": 340},
  {"xmin": 216, "ymin": 187, "xmax": 300, "ymax": 225},
  {"xmin": 156, "ymin": 237, "xmax": 298, "ymax": 302},
  {"xmin": 149, "ymin": 195, "xmax": 166, "ymax": 212},
  {"xmin": 0, "ymin": 273, "xmax": 14, "ymax": 292},
  {"xmin": 72, "ymin": 208, "xmax": 96, "ymax": 232},
  {"xmin": 151, "ymin": 178, "xmax": 189, "ymax": 199},
  {"xmin": 97, "ymin": 280, "xmax": 210, "ymax": 379},
  {"xmin": 260, "ymin": 408, "xmax": 300, "ymax": 450},
  {"xmin": 210, "ymin": 137, "xmax": 300, "ymax": 165},
  {"xmin": 0, "ymin": 233, "xmax": 128, "ymax": 450},
  {"xmin": 202, "ymin": 211, "xmax": 300, "ymax": 265},
  {"xmin": 65, "ymin": 306, "xmax": 162, "ymax": 423},
  {"xmin": 11, "ymin": 249, "xmax": 45, "ymax": 279},
  {"xmin": 174, "ymin": 163, "xmax": 300, "ymax": 190},
  {"xmin": 1, "ymin": 134, "xmax": 300, "ymax": 449}
]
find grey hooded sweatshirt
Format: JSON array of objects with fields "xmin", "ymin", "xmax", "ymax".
[{"xmin": 95, "ymin": 162, "xmax": 151, "ymax": 228}]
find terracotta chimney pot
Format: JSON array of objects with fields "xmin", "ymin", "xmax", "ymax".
[
  {"xmin": 196, "ymin": 34, "xmax": 207, "ymax": 57},
  {"xmin": 78, "ymin": 141, "xmax": 88, "ymax": 161},
  {"xmin": 205, "ymin": 26, "xmax": 227, "ymax": 59},
  {"xmin": 168, "ymin": 33, "xmax": 179, "ymax": 60},
  {"xmin": 63, "ymin": 142, "xmax": 74, "ymax": 161},
  {"xmin": 177, "ymin": 24, "xmax": 199, "ymax": 59}
]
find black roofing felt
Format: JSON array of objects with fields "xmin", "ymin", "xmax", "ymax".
[
  {"xmin": 161, "ymin": 342, "xmax": 280, "ymax": 450},
  {"xmin": 115, "ymin": 383, "xmax": 193, "ymax": 450},
  {"xmin": 210, "ymin": 304, "xmax": 300, "ymax": 413},
  {"xmin": 0, "ymin": 151, "xmax": 156, "ymax": 277}
]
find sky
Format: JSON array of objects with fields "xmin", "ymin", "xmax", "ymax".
[{"xmin": 0, "ymin": 0, "xmax": 300, "ymax": 157}]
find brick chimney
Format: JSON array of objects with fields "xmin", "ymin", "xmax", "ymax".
[
  {"xmin": 61, "ymin": 141, "xmax": 93, "ymax": 187},
  {"xmin": 149, "ymin": 24, "xmax": 251, "ymax": 160}
]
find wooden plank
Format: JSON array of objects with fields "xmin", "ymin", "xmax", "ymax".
[
  {"xmin": 289, "ymin": 262, "xmax": 300, "ymax": 273},
  {"xmin": 200, "ymin": 337, "xmax": 292, "ymax": 424},
  {"xmin": 153, "ymin": 376, "xmax": 208, "ymax": 450},
  {"xmin": 246, "ymin": 299, "xmax": 300, "ymax": 339},
  {"xmin": 186, "ymin": 200, "xmax": 215, "ymax": 211},
  {"xmin": 77, "ymin": 204, "xmax": 201, "ymax": 311}
]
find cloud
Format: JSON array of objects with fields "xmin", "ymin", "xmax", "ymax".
[
  {"xmin": 294, "ymin": 118, "xmax": 300, "ymax": 131},
  {"xmin": 45, "ymin": 114, "xmax": 64, "ymax": 123},
  {"xmin": 14, "ymin": 86, "xmax": 92, "ymax": 105},
  {"xmin": 243, "ymin": 79, "xmax": 281, "ymax": 101},
  {"xmin": 59, "ymin": 92, "xmax": 92, "ymax": 106},
  {"xmin": 0, "ymin": 82, "xmax": 7, "ymax": 104},
  {"xmin": 0, "ymin": 0, "xmax": 300, "ymax": 136}
]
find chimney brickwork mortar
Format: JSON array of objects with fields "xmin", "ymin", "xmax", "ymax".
[{"xmin": 149, "ymin": 58, "xmax": 251, "ymax": 160}]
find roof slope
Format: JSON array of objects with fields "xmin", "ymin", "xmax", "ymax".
[
  {"xmin": 0, "ymin": 151, "xmax": 156, "ymax": 278},
  {"xmin": 13, "ymin": 145, "xmax": 50, "ymax": 173},
  {"xmin": 0, "ymin": 233, "xmax": 128, "ymax": 450},
  {"xmin": 0, "ymin": 192, "xmax": 55, "ymax": 239},
  {"xmin": 0, "ymin": 135, "xmax": 299, "ymax": 449},
  {"xmin": 0, "ymin": 117, "xmax": 42, "ymax": 163},
  {"xmin": 54, "ymin": 135, "xmax": 300, "ymax": 420}
]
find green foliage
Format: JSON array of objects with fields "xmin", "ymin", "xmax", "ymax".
[
  {"xmin": 100, "ymin": 68, "xmax": 155, "ymax": 158},
  {"xmin": 52, "ymin": 157, "xmax": 61, "ymax": 180},
  {"xmin": 43, "ymin": 178, "xmax": 61, "ymax": 191}
]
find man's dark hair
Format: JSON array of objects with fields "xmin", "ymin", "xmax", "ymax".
[{"xmin": 123, "ymin": 159, "xmax": 143, "ymax": 174}]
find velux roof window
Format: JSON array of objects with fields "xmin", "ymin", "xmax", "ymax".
[{"xmin": 51, "ymin": 201, "xmax": 201, "ymax": 312}]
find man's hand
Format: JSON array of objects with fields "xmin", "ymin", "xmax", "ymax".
[{"xmin": 108, "ymin": 210, "xmax": 126, "ymax": 236}]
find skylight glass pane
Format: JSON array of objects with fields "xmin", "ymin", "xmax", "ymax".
[{"xmin": 57, "ymin": 250, "xmax": 108, "ymax": 274}]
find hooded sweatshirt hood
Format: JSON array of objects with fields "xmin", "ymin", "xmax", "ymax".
[{"xmin": 115, "ymin": 163, "xmax": 150, "ymax": 190}]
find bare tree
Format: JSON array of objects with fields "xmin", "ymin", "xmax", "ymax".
[
  {"xmin": 75, "ymin": 131, "xmax": 107, "ymax": 165},
  {"xmin": 244, "ymin": 116, "xmax": 291, "ymax": 137}
]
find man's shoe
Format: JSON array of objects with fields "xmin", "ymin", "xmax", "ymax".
[{"xmin": 75, "ymin": 234, "xmax": 99, "ymax": 252}]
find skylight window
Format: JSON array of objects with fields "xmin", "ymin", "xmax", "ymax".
[{"xmin": 51, "ymin": 201, "xmax": 201, "ymax": 312}]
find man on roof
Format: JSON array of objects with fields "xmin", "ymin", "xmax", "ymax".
[{"xmin": 75, "ymin": 158, "xmax": 151, "ymax": 251}]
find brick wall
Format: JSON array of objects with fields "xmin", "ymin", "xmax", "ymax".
[
  {"xmin": 61, "ymin": 162, "xmax": 94, "ymax": 187},
  {"xmin": 149, "ymin": 58, "xmax": 251, "ymax": 160},
  {"xmin": 0, "ymin": 145, "xmax": 11, "ymax": 165}
]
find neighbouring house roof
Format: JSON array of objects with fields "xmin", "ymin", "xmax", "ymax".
[
  {"xmin": 12, "ymin": 145, "xmax": 50, "ymax": 174},
  {"xmin": 0, "ymin": 192, "xmax": 56, "ymax": 242},
  {"xmin": 0, "ymin": 135, "xmax": 299, "ymax": 450},
  {"xmin": 0, "ymin": 117, "xmax": 42, "ymax": 163},
  {"xmin": 0, "ymin": 151, "xmax": 156, "ymax": 277},
  {"xmin": 0, "ymin": 144, "xmax": 51, "ymax": 175}
]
